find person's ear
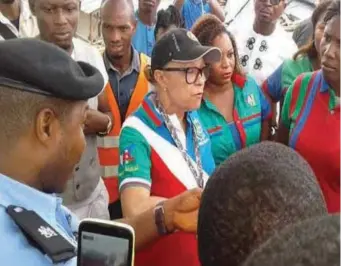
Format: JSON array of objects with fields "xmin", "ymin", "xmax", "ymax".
[
  {"xmin": 154, "ymin": 70, "xmax": 168, "ymax": 89},
  {"xmin": 131, "ymin": 18, "xmax": 137, "ymax": 34},
  {"xmin": 35, "ymin": 108, "xmax": 61, "ymax": 147}
]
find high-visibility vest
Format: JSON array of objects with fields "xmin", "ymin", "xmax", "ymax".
[{"xmin": 97, "ymin": 53, "xmax": 151, "ymax": 203}]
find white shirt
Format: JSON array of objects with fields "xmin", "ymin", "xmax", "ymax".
[
  {"xmin": 71, "ymin": 38, "xmax": 108, "ymax": 108},
  {"xmin": 229, "ymin": 23, "xmax": 297, "ymax": 85},
  {"xmin": 225, "ymin": 0, "xmax": 254, "ymax": 25},
  {"xmin": 0, "ymin": 0, "xmax": 39, "ymax": 40}
]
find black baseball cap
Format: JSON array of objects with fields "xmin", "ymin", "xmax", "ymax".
[
  {"xmin": 0, "ymin": 38, "xmax": 104, "ymax": 101},
  {"xmin": 151, "ymin": 28, "xmax": 221, "ymax": 71}
]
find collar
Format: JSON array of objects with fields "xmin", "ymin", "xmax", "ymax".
[
  {"xmin": 202, "ymin": 97, "xmax": 219, "ymax": 114},
  {"xmin": 141, "ymin": 92, "xmax": 194, "ymax": 128},
  {"xmin": 103, "ymin": 47, "xmax": 140, "ymax": 75},
  {"xmin": 135, "ymin": 10, "xmax": 157, "ymax": 27},
  {"xmin": 0, "ymin": 173, "xmax": 60, "ymax": 221},
  {"xmin": 319, "ymin": 70, "xmax": 330, "ymax": 93},
  {"xmin": 0, "ymin": 0, "xmax": 32, "ymax": 25},
  {"xmin": 232, "ymin": 73, "xmax": 247, "ymax": 88}
]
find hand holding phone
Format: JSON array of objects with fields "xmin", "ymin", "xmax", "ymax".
[{"xmin": 77, "ymin": 219, "xmax": 135, "ymax": 266}]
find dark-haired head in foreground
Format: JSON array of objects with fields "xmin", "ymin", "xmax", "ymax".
[
  {"xmin": 243, "ymin": 215, "xmax": 340, "ymax": 266},
  {"xmin": 198, "ymin": 141, "xmax": 327, "ymax": 266}
]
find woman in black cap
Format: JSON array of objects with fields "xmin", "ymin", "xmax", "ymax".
[{"xmin": 117, "ymin": 28, "xmax": 221, "ymax": 266}]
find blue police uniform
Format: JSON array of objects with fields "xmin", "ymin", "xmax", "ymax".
[
  {"xmin": 0, "ymin": 39, "xmax": 104, "ymax": 266},
  {"xmin": 0, "ymin": 173, "xmax": 78, "ymax": 265}
]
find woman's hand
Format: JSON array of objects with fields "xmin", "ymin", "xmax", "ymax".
[{"xmin": 163, "ymin": 188, "xmax": 203, "ymax": 233}]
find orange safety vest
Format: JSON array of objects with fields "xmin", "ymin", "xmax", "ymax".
[{"xmin": 98, "ymin": 53, "xmax": 151, "ymax": 203}]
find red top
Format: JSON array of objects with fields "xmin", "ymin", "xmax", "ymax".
[{"xmin": 282, "ymin": 71, "xmax": 340, "ymax": 213}]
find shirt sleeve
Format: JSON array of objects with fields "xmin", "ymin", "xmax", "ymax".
[
  {"xmin": 258, "ymin": 84, "xmax": 272, "ymax": 121},
  {"xmin": 118, "ymin": 127, "xmax": 152, "ymax": 192},
  {"xmin": 262, "ymin": 63, "xmax": 284, "ymax": 102},
  {"xmin": 205, "ymin": 2, "xmax": 212, "ymax": 13},
  {"xmin": 281, "ymin": 82, "xmax": 294, "ymax": 129}
]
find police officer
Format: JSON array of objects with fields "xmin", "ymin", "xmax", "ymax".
[{"xmin": 0, "ymin": 38, "xmax": 202, "ymax": 265}]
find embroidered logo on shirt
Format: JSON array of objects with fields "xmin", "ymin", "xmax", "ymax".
[
  {"xmin": 193, "ymin": 118, "xmax": 208, "ymax": 146},
  {"xmin": 246, "ymin": 37, "xmax": 256, "ymax": 50},
  {"xmin": 38, "ymin": 226, "xmax": 58, "ymax": 239},
  {"xmin": 246, "ymin": 94, "xmax": 256, "ymax": 107},
  {"xmin": 241, "ymin": 55, "xmax": 249, "ymax": 67},
  {"xmin": 120, "ymin": 144, "xmax": 139, "ymax": 172},
  {"xmin": 254, "ymin": 58, "xmax": 263, "ymax": 70},
  {"xmin": 259, "ymin": 40, "xmax": 268, "ymax": 52}
]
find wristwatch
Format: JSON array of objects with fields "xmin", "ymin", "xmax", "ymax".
[
  {"xmin": 270, "ymin": 124, "xmax": 278, "ymax": 136},
  {"xmin": 97, "ymin": 114, "xmax": 112, "ymax": 137},
  {"xmin": 154, "ymin": 202, "xmax": 170, "ymax": 236}
]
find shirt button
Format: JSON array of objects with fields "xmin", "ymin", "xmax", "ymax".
[
  {"xmin": 75, "ymin": 166, "xmax": 80, "ymax": 171},
  {"xmin": 76, "ymin": 184, "xmax": 80, "ymax": 190},
  {"xmin": 331, "ymin": 110, "xmax": 335, "ymax": 114}
]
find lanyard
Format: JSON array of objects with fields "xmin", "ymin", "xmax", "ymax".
[{"xmin": 156, "ymin": 99, "xmax": 204, "ymax": 188}]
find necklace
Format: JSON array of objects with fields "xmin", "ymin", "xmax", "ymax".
[{"xmin": 156, "ymin": 98, "xmax": 204, "ymax": 188}]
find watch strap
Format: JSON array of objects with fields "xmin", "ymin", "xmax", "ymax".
[{"xmin": 154, "ymin": 202, "xmax": 170, "ymax": 236}]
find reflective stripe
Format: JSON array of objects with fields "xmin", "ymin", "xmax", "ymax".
[
  {"xmin": 101, "ymin": 165, "xmax": 119, "ymax": 178},
  {"xmin": 97, "ymin": 135, "xmax": 119, "ymax": 148}
]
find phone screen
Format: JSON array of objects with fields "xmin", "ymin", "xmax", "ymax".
[{"xmin": 79, "ymin": 231, "xmax": 130, "ymax": 266}]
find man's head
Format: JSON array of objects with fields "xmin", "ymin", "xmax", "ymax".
[
  {"xmin": 198, "ymin": 142, "xmax": 327, "ymax": 266},
  {"xmin": 0, "ymin": 39, "xmax": 103, "ymax": 194},
  {"xmin": 33, "ymin": 0, "xmax": 80, "ymax": 52},
  {"xmin": 138, "ymin": 0, "xmax": 160, "ymax": 14},
  {"xmin": 244, "ymin": 215, "xmax": 340, "ymax": 266},
  {"xmin": 254, "ymin": 0, "xmax": 286, "ymax": 24},
  {"xmin": 101, "ymin": 0, "xmax": 136, "ymax": 61}
]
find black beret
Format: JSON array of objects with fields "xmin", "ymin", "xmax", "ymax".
[{"xmin": 0, "ymin": 38, "xmax": 104, "ymax": 101}]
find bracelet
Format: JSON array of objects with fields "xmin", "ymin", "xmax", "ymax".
[
  {"xmin": 97, "ymin": 114, "xmax": 112, "ymax": 137},
  {"xmin": 154, "ymin": 202, "xmax": 170, "ymax": 236},
  {"xmin": 270, "ymin": 125, "xmax": 278, "ymax": 136}
]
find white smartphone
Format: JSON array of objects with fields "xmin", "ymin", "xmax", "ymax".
[{"xmin": 77, "ymin": 218, "xmax": 135, "ymax": 266}]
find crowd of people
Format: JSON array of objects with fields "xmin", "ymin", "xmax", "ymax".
[{"xmin": 0, "ymin": 0, "xmax": 340, "ymax": 265}]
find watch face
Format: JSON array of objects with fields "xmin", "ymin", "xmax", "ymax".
[{"xmin": 155, "ymin": 204, "xmax": 168, "ymax": 235}]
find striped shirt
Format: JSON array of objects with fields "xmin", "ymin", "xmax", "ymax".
[{"xmin": 281, "ymin": 70, "xmax": 340, "ymax": 213}]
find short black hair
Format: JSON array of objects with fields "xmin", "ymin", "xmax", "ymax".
[
  {"xmin": 243, "ymin": 215, "xmax": 340, "ymax": 266},
  {"xmin": 324, "ymin": 0, "xmax": 340, "ymax": 23},
  {"xmin": 101, "ymin": 0, "xmax": 135, "ymax": 22},
  {"xmin": 0, "ymin": 87, "xmax": 73, "ymax": 147},
  {"xmin": 154, "ymin": 5, "xmax": 183, "ymax": 39},
  {"xmin": 198, "ymin": 142, "xmax": 327, "ymax": 266}
]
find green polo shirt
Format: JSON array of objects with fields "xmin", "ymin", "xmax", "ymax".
[{"xmin": 198, "ymin": 75, "xmax": 272, "ymax": 166}]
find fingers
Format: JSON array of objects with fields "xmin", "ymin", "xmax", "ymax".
[
  {"xmin": 173, "ymin": 210, "xmax": 199, "ymax": 233},
  {"xmin": 176, "ymin": 188, "xmax": 203, "ymax": 212}
]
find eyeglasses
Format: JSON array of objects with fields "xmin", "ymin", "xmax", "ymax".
[
  {"xmin": 160, "ymin": 65, "xmax": 210, "ymax": 84},
  {"xmin": 259, "ymin": 0, "xmax": 285, "ymax": 5}
]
